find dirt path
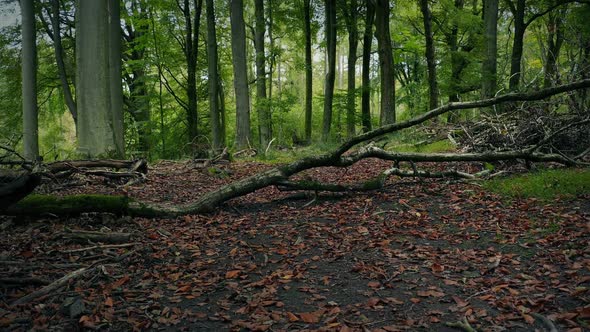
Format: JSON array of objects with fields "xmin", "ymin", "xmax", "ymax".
[{"xmin": 1, "ymin": 160, "xmax": 588, "ymax": 331}]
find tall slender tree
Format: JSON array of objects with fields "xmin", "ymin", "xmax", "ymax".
[
  {"xmin": 21, "ymin": 0, "xmax": 38, "ymax": 160},
  {"xmin": 343, "ymin": 0, "xmax": 359, "ymax": 138},
  {"xmin": 361, "ymin": 0, "xmax": 375, "ymax": 132},
  {"xmin": 303, "ymin": 0, "xmax": 313, "ymax": 143},
  {"xmin": 322, "ymin": 0, "xmax": 337, "ymax": 142},
  {"xmin": 255, "ymin": 0, "xmax": 271, "ymax": 148},
  {"xmin": 375, "ymin": 0, "xmax": 395, "ymax": 125},
  {"xmin": 108, "ymin": 0, "xmax": 125, "ymax": 158},
  {"xmin": 419, "ymin": 0, "xmax": 439, "ymax": 111},
  {"xmin": 205, "ymin": 0, "xmax": 222, "ymax": 151},
  {"xmin": 230, "ymin": 0, "xmax": 251, "ymax": 149},
  {"xmin": 482, "ymin": 0, "xmax": 499, "ymax": 98}
]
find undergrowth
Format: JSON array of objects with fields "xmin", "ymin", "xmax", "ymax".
[{"xmin": 484, "ymin": 168, "xmax": 590, "ymax": 200}]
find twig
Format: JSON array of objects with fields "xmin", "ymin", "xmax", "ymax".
[
  {"xmin": 11, "ymin": 267, "xmax": 95, "ymax": 306},
  {"xmin": 265, "ymin": 138, "xmax": 276, "ymax": 155},
  {"xmin": 63, "ymin": 243, "xmax": 137, "ymax": 253}
]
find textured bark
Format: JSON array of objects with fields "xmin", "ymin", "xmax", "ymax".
[
  {"xmin": 304, "ymin": 0, "xmax": 313, "ymax": 143},
  {"xmin": 482, "ymin": 0, "xmax": 499, "ymax": 98},
  {"xmin": 50, "ymin": 0, "xmax": 77, "ymax": 124},
  {"xmin": 419, "ymin": 0, "xmax": 439, "ymax": 111},
  {"xmin": 76, "ymin": 0, "xmax": 116, "ymax": 157},
  {"xmin": 255, "ymin": 0, "xmax": 272, "ymax": 148},
  {"xmin": 543, "ymin": 10, "xmax": 564, "ymax": 88},
  {"xmin": 374, "ymin": 0, "xmax": 395, "ymax": 125},
  {"xmin": 184, "ymin": 0, "xmax": 203, "ymax": 151},
  {"xmin": 322, "ymin": 0, "xmax": 337, "ymax": 142},
  {"xmin": 361, "ymin": 0, "xmax": 375, "ymax": 133},
  {"xmin": 206, "ymin": 0, "xmax": 222, "ymax": 151},
  {"xmin": 508, "ymin": 0, "xmax": 526, "ymax": 91},
  {"xmin": 230, "ymin": 0, "xmax": 251, "ymax": 149},
  {"xmin": 108, "ymin": 0, "xmax": 125, "ymax": 158},
  {"xmin": 345, "ymin": 0, "xmax": 359, "ymax": 138},
  {"xmin": 21, "ymin": 0, "xmax": 38, "ymax": 161}
]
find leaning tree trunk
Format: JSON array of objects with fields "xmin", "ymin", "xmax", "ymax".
[{"xmin": 8, "ymin": 80, "xmax": 590, "ymax": 217}]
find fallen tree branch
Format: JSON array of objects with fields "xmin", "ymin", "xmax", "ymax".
[
  {"xmin": 63, "ymin": 243, "xmax": 137, "ymax": 253},
  {"xmin": 11, "ymin": 267, "xmax": 94, "ymax": 306},
  {"xmin": 61, "ymin": 230, "xmax": 132, "ymax": 244}
]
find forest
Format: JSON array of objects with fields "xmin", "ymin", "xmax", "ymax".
[{"xmin": 0, "ymin": 0, "xmax": 589, "ymax": 331}]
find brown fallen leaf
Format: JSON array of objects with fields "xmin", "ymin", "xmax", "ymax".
[
  {"xmin": 225, "ymin": 270, "xmax": 240, "ymax": 279},
  {"xmin": 299, "ymin": 312, "xmax": 320, "ymax": 323}
]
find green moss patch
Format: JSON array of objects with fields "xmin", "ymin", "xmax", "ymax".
[
  {"xmin": 10, "ymin": 194, "xmax": 131, "ymax": 216},
  {"xmin": 484, "ymin": 168, "xmax": 590, "ymax": 200}
]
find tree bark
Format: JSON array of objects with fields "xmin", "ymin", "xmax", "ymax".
[
  {"xmin": 205, "ymin": 0, "xmax": 222, "ymax": 151},
  {"xmin": 543, "ymin": 10, "xmax": 564, "ymax": 88},
  {"xmin": 374, "ymin": 0, "xmax": 396, "ymax": 125},
  {"xmin": 255, "ymin": 0, "xmax": 272, "ymax": 148},
  {"xmin": 230, "ymin": 0, "xmax": 251, "ymax": 150},
  {"xmin": 419, "ymin": 0, "xmax": 439, "ymax": 112},
  {"xmin": 482, "ymin": 0, "xmax": 499, "ymax": 99},
  {"xmin": 108, "ymin": 0, "xmax": 125, "ymax": 158},
  {"xmin": 322, "ymin": 0, "xmax": 337, "ymax": 142},
  {"xmin": 50, "ymin": 0, "xmax": 77, "ymax": 124},
  {"xmin": 304, "ymin": 0, "xmax": 313, "ymax": 143},
  {"xmin": 184, "ymin": 0, "xmax": 203, "ymax": 152},
  {"xmin": 21, "ymin": 0, "xmax": 39, "ymax": 161},
  {"xmin": 361, "ymin": 0, "xmax": 375, "ymax": 133},
  {"xmin": 76, "ymin": 0, "xmax": 116, "ymax": 157},
  {"xmin": 508, "ymin": 0, "xmax": 526, "ymax": 91},
  {"xmin": 346, "ymin": 0, "xmax": 359, "ymax": 138}
]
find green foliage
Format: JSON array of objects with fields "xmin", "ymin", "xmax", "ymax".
[{"xmin": 484, "ymin": 168, "xmax": 590, "ymax": 200}]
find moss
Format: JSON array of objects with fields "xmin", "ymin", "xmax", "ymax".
[
  {"xmin": 392, "ymin": 139, "xmax": 456, "ymax": 153},
  {"xmin": 10, "ymin": 194, "xmax": 131, "ymax": 216},
  {"xmin": 361, "ymin": 174, "xmax": 386, "ymax": 190},
  {"xmin": 484, "ymin": 168, "xmax": 590, "ymax": 200}
]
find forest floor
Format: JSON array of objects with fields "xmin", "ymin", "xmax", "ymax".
[{"xmin": 0, "ymin": 159, "xmax": 589, "ymax": 331}]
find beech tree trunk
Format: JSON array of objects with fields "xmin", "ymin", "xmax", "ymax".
[
  {"xmin": 374, "ymin": 0, "xmax": 395, "ymax": 125},
  {"xmin": 230, "ymin": 0, "xmax": 251, "ymax": 150},
  {"xmin": 21, "ymin": 0, "xmax": 38, "ymax": 161},
  {"xmin": 304, "ymin": 0, "xmax": 313, "ymax": 143},
  {"xmin": 482, "ymin": 0, "xmax": 499, "ymax": 99},
  {"xmin": 255, "ymin": 0, "xmax": 272, "ymax": 148},
  {"xmin": 361, "ymin": 0, "xmax": 375, "ymax": 133},
  {"xmin": 206, "ymin": 0, "xmax": 222, "ymax": 151},
  {"xmin": 543, "ymin": 10, "xmax": 564, "ymax": 88},
  {"xmin": 322, "ymin": 0, "xmax": 337, "ymax": 142},
  {"xmin": 108, "ymin": 0, "xmax": 125, "ymax": 158},
  {"xmin": 345, "ymin": 0, "xmax": 359, "ymax": 138},
  {"xmin": 419, "ymin": 0, "xmax": 439, "ymax": 112}
]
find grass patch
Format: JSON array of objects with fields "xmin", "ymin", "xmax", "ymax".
[{"xmin": 484, "ymin": 168, "xmax": 590, "ymax": 200}]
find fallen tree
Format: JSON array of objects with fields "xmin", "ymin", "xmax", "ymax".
[{"xmin": 3, "ymin": 79, "xmax": 590, "ymax": 217}]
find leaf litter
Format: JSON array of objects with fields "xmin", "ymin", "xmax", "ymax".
[{"xmin": 0, "ymin": 159, "xmax": 588, "ymax": 331}]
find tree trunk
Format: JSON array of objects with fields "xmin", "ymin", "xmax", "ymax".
[
  {"xmin": 205, "ymin": 0, "xmax": 222, "ymax": 151},
  {"xmin": 322, "ymin": 0, "xmax": 337, "ymax": 142},
  {"xmin": 446, "ymin": 0, "xmax": 466, "ymax": 122},
  {"xmin": 21, "ymin": 0, "xmax": 38, "ymax": 161},
  {"xmin": 108, "ymin": 0, "xmax": 125, "ymax": 158},
  {"xmin": 482, "ymin": 0, "xmax": 499, "ymax": 99},
  {"xmin": 361, "ymin": 0, "xmax": 375, "ymax": 133},
  {"xmin": 346, "ymin": 0, "xmax": 359, "ymax": 138},
  {"xmin": 508, "ymin": 0, "xmax": 526, "ymax": 91},
  {"xmin": 184, "ymin": 0, "xmax": 202, "ymax": 152},
  {"xmin": 543, "ymin": 10, "xmax": 564, "ymax": 88},
  {"xmin": 303, "ymin": 0, "xmax": 313, "ymax": 143},
  {"xmin": 230, "ymin": 0, "xmax": 251, "ymax": 149},
  {"xmin": 76, "ymin": 0, "xmax": 116, "ymax": 157},
  {"xmin": 374, "ymin": 0, "xmax": 395, "ymax": 125},
  {"xmin": 50, "ymin": 0, "xmax": 77, "ymax": 125},
  {"xmin": 255, "ymin": 0, "xmax": 271, "ymax": 148},
  {"xmin": 419, "ymin": 0, "xmax": 439, "ymax": 112}
]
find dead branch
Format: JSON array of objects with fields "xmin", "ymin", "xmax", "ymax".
[
  {"xmin": 61, "ymin": 230, "xmax": 132, "ymax": 244},
  {"xmin": 63, "ymin": 243, "xmax": 137, "ymax": 253},
  {"xmin": 11, "ymin": 267, "xmax": 94, "ymax": 306}
]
